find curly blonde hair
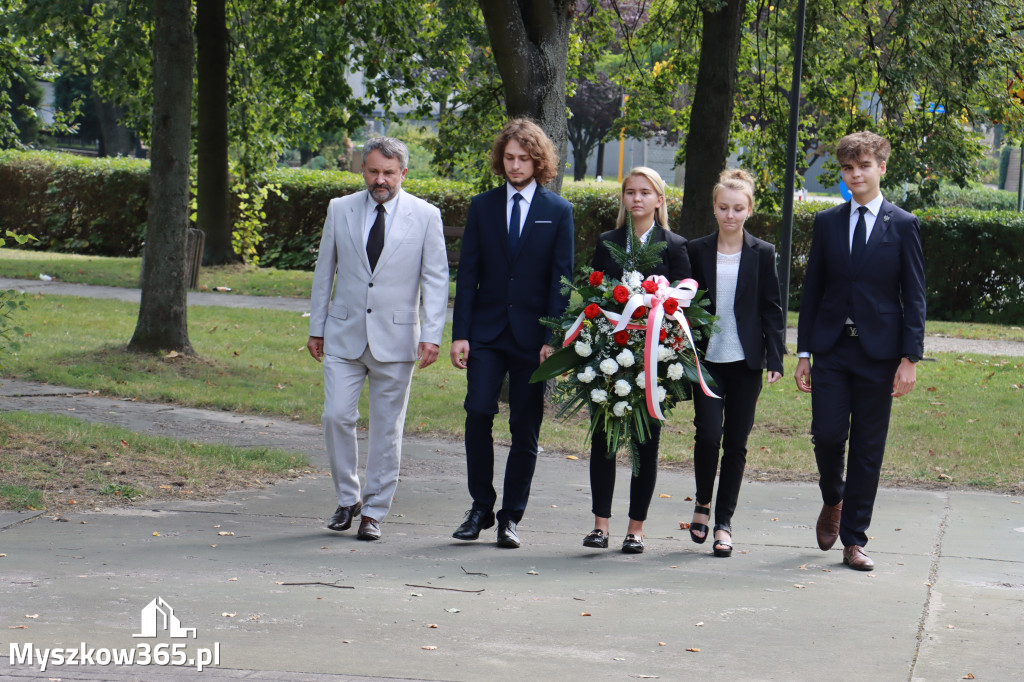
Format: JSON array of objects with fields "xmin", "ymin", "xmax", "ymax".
[{"xmin": 489, "ymin": 118, "xmax": 560, "ymax": 186}]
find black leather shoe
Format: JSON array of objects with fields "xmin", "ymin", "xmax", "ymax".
[
  {"xmin": 327, "ymin": 502, "xmax": 362, "ymax": 531},
  {"xmin": 621, "ymin": 534, "xmax": 645, "ymax": 554},
  {"xmin": 583, "ymin": 529, "xmax": 609, "ymax": 549},
  {"xmin": 496, "ymin": 519, "xmax": 521, "ymax": 548},
  {"xmin": 452, "ymin": 509, "xmax": 495, "ymax": 541},
  {"xmin": 356, "ymin": 516, "xmax": 381, "ymax": 541}
]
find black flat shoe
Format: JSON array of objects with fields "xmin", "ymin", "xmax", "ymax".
[
  {"xmin": 621, "ymin": 534, "xmax": 645, "ymax": 554},
  {"xmin": 582, "ymin": 529, "xmax": 609, "ymax": 549},
  {"xmin": 689, "ymin": 504, "xmax": 710, "ymax": 544},
  {"xmin": 712, "ymin": 523, "xmax": 733, "ymax": 558}
]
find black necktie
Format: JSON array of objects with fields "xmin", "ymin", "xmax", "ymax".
[
  {"xmin": 508, "ymin": 193, "xmax": 523, "ymax": 252},
  {"xmin": 851, "ymin": 205, "xmax": 867, "ymax": 269},
  {"xmin": 367, "ymin": 204, "xmax": 385, "ymax": 271}
]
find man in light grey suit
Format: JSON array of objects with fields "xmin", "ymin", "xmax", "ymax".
[{"xmin": 307, "ymin": 137, "xmax": 449, "ymax": 541}]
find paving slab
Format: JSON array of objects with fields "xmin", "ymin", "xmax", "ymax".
[{"xmin": 2, "ymin": 381, "xmax": 1023, "ymax": 681}]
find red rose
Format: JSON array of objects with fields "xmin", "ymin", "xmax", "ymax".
[
  {"xmin": 663, "ymin": 298, "xmax": 679, "ymax": 315},
  {"xmin": 614, "ymin": 330, "xmax": 630, "ymax": 345},
  {"xmin": 631, "ymin": 306, "xmax": 647, "ymax": 320},
  {"xmin": 659, "ymin": 328, "xmax": 667, "ymax": 342},
  {"xmin": 589, "ymin": 271, "xmax": 604, "ymax": 286},
  {"xmin": 612, "ymin": 285, "xmax": 630, "ymax": 303},
  {"xmin": 642, "ymin": 280, "xmax": 658, "ymax": 294},
  {"xmin": 584, "ymin": 303, "xmax": 601, "ymax": 319}
]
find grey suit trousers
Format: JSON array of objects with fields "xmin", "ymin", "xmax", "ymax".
[{"xmin": 322, "ymin": 349, "xmax": 414, "ymax": 522}]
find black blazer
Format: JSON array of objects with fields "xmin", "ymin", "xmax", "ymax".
[
  {"xmin": 797, "ymin": 199, "xmax": 925, "ymax": 361},
  {"xmin": 590, "ymin": 224, "xmax": 691, "ymax": 282},
  {"xmin": 452, "ymin": 184, "xmax": 575, "ymax": 350},
  {"xmin": 687, "ymin": 230, "xmax": 786, "ymax": 373}
]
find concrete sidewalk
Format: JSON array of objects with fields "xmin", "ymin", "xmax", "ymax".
[{"xmin": 1, "ymin": 380, "xmax": 1022, "ymax": 681}]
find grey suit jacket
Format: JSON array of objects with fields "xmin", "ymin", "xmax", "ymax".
[{"xmin": 308, "ymin": 189, "xmax": 449, "ymax": 363}]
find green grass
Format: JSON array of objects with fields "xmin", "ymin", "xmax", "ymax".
[
  {"xmin": 0, "ymin": 410, "xmax": 310, "ymax": 510},
  {"xmin": 2, "ymin": 293, "xmax": 1022, "ymax": 494}
]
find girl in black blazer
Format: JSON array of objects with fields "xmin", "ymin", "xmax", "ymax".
[
  {"xmin": 583, "ymin": 167, "xmax": 691, "ymax": 554},
  {"xmin": 686, "ymin": 169, "xmax": 785, "ymax": 557}
]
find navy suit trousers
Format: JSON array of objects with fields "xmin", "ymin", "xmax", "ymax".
[
  {"xmin": 463, "ymin": 326, "xmax": 545, "ymax": 524},
  {"xmin": 810, "ymin": 334, "xmax": 899, "ymax": 547}
]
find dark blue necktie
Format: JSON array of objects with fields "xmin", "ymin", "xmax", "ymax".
[
  {"xmin": 851, "ymin": 205, "xmax": 867, "ymax": 269},
  {"xmin": 508, "ymin": 193, "xmax": 523, "ymax": 252}
]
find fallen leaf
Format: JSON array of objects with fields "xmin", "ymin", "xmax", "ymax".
[
  {"xmin": 222, "ymin": 612, "xmax": 236, "ymax": 618},
  {"xmin": 658, "ymin": 641, "xmax": 666, "ymax": 646},
  {"xmin": 771, "ymin": 517, "xmax": 779, "ymax": 521},
  {"xmin": 962, "ymin": 674, "xmax": 976, "ymax": 679},
  {"xmin": 120, "ymin": 440, "xmax": 130, "ymax": 448},
  {"xmin": 686, "ymin": 647, "xmax": 700, "ymax": 652},
  {"xmin": 165, "ymin": 350, "xmax": 180, "ymax": 359},
  {"xmin": 427, "ymin": 624, "xmax": 438, "ymax": 628},
  {"xmin": 411, "ymin": 593, "xmax": 422, "ymax": 597},
  {"xmin": 421, "ymin": 646, "xmax": 437, "ymax": 650},
  {"xmin": 152, "ymin": 532, "xmax": 161, "ymax": 537},
  {"xmin": 209, "ymin": 544, "xmax": 218, "ymax": 548},
  {"xmin": 581, "ymin": 612, "xmax": 592, "ymax": 617},
  {"xmin": 684, "ymin": 496, "xmax": 693, "ymax": 501},
  {"xmin": 527, "ymin": 570, "xmax": 538, "ymax": 575},
  {"xmin": 695, "ymin": 622, "xmax": 704, "ymax": 627},
  {"xmin": 25, "ymin": 614, "xmax": 38, "ymax": 619},
  {"xmin": 947, "ymin": 624, "xmax": 955, "ymax": 629},
  {"xmin": 566, "ymin": 455, "xmax": 579, "ymax": 460},
  {"xmin": 444, "ymin": 608, "xmax": 460, "ymax": 613},
  {"xmin": 799, "ymin": 564, "xmax": 808, "ymax": 570},
  {"xmin": 159, "ymin": 485, "xmax": 172, "ymax": 490},
  {"xmin": 679, "ymin": 522, "xmax": 691, "ymax": 530},
  {"xmin": 794, "ymin": 584, "xmax": 806, "ymax": 589},
  {"xmin": 8, "ymin": 625, "xmax": 27, "ymax": 629},
  {"xmin": 229, "ymin": 577, "xmax": 238, "ymax": 582},
  {"xmin": 217, "ymin": 531, "xmax": 235, "ymax": 536},
  {"xmin": 658, "ymin": 493, "xmax": 672, "ymax": 498}
]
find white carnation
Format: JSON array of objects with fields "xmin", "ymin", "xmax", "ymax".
[
  {"xmin": 613, "ymin": 379, "xmax": 631, "ymax": 396},
  {"xmin": 656, "ymin": 386, "xmax": 667, "ymax": 402},
  {"xmin": 591, "ymin": 389, "xmax": 608, "ymax": 404},
  {"xmin": 615, "ymin": 349, "xmax": 635, "ymax": 367},
  {"xmin": 574, "ymin": 340, "xmax": 593, "ymax": 357},
  {"xmin": 667, "ymin": 362, "xmax": 684, "ymax": 380},
  {"xmin": 612, "ymin": 401, "xmax": 631, "ymax": 417},
  {"xmin": 658, "ymin": 345, "xmax": 674, "ymax": 362},
  {"xmin": 599, "ymin": 358, "xmax": 619, "ymax": 375},
  {"xmin": 624, "ymin": 271, "xmax": 643, "ymax": 289},
  {"xmin": 577, "ymin": 366, "xmax": 597, "ymax": 383},
  {"xmin": 635, "ymin": 373, "xmax": 646, "ymax": 389}
]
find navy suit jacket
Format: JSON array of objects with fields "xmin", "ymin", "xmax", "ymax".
[
  {"xmin": 687, "ymin": 231, "xmax": 786, "ymax": 373},
  {"xmin": 452, "ymin": 184, "xmax": 574, "ymax": 350},
  {"xmin": 590, "ymin": 224, "xmax": 691, "ymax": 282},
  {"xmin": 797, "ymin": 199, "xmax": 925, "ymax": 361}
]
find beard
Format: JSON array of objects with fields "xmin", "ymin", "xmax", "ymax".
[{"xmin": 370, "ymin": 183, "xmax": 397, "ymax": 202}]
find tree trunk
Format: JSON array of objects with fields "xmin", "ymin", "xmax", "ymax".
[
  {"xmin": 197, "ymin": 0, "xmax": 236, "ymax": 266},
  {"xmin": 128, "ymin": 0, "xmax": 195, "ymax": 354},
  {"xmin": 679, "ymin": 0, "xmax": 746, "ymax": 239},
  {"xmin": 479, "ymin": 0, "xmax": 574, "ymax": 194},
  {"xmin": 93, "ymin": 96, "xmax": 135, "ymax": 157}
]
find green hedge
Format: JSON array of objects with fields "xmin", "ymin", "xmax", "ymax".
[{"xmin": 2, "ymin": 150, "xmax": 1022, "ymax": 323}]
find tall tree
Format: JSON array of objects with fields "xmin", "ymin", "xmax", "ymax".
[
  {"xmin": 480, "ymin": 0, "xmax": 575, "ymax": 192},
  {"xmin": 679, "ymin": 0, "xmax": 746, "ymax": 239},
  {"xmin": 567, "ymin": 73, "xmax": 620, "ymax": 180},
  {"xmin": 196, "ymin": 0, "xmax": 232, "ymax": 265},
  {"xmin": 128, "ymin": 0, "xmax": 194, "ymax": 354}
]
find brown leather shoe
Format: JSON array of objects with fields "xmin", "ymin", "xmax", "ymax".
[
  {"xmin": 815, "ymin": 501, "xmax": 842, "ymax": 550},
  {"xmin": 842, "ymin": 544, "xmax": 874, "ymax": 571},
  {"xmin": 327, "ymin": 502, "xmax": 362, "ymax": 531},
  {"xmin": 357, "ymin": 516, "xmax": 381, "ymax": 541}
]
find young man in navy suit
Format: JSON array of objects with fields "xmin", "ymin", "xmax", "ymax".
[
  {"xmin": 795, "ymin": 131, "xmax": 926, "ymax": 571},
  {"xmin": 449, "ymin": 118, "xmax": 574, "ymax": 548}
]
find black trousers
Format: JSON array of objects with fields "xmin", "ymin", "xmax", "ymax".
[
  {"xmin": 810, "ymin": 334, "xmax": 898, "ymax": 547},
  {"xmin": 692, "ymin": 360, "xmax": 763, "ymax": 527},
  {"xmin": 589, "ymin": 421, "xmax": 662, "ymax": 522},
  {"xmin": 463, "ymin": 326, "xmax": 546, "ymax": 525}
]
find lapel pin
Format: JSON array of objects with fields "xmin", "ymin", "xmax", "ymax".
[{"xmin": 883, "ymin": 214, "xmax": 891, "ymax": 223}]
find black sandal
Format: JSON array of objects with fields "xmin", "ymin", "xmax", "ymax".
[
  {"xmin": 712, "ymin": 523, "xmax": 733, "ymax": 558},
  {"xmin": 689, "ymin": 505, "xmax": 711, "ymax": 544}
]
